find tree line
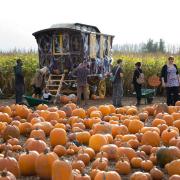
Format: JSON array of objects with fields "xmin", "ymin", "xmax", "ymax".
[{"xmin": 113, "ymin": 39, "xmax": 180, "ymax": 54}]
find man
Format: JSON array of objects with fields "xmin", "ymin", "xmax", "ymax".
[
  {"xmin": 14, "ymin": 59, "xmax": 25, "ymax": 104},
  {"xmin": 112, "ymin": 59, "xmax": 124, "ymax": 107},
  {"xmin": 73, "ymin": 60, "xmax": 90, "ymax": 107}
]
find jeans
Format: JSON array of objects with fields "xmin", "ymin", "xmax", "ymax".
[{"xmin": 166, "ymin": 86, "xmax": 179, "ymax": 105}]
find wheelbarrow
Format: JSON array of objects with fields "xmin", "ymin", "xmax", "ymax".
[{"xmin": 23, "ymin": 95, "xmax": 49, "ymax": 107}]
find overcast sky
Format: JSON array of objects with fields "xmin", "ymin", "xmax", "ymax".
[{"xmin": 0, "ymin": 0, "xmax": 180, "ymax": 51}]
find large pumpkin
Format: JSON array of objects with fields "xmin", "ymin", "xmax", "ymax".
[
  {"xmin": 94, "ymin": 171, "xmax": 121, "ymax": 180},
  {"xmin": 89, "ymin": 134, "xmax": 108, "ymax": 152},
  {"xmin": 52, "ymin": 159, "xmax": 73, "ymax": 180},
  {"xmin": 2, "ymin": 125, "xmax": 20, "ymax": 141},
  {"xmin": 165, "ymin": 159, "xmax": 180, "ymax": 176},
  {"xmin": 156, "ymin": 146, "xmax": 180, "ymax": 167}
]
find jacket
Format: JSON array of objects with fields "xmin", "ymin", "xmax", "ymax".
[{"xmin": 161, "ymin": 64, "xmax": 179, "ymax": 83}]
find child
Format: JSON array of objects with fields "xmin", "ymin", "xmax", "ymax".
[{"xmin": 42, "ymin": 87, "xmax": 52, "ymax": 101}]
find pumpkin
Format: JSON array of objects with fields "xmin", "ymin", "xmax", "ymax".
[
  {"xmin": 92, "ymin": 121, "xmax": 112, "ymax": 134},
  {"xmin": 156, "ymin": 146, "xmax": 180, "ymax": 167},
  {"xmin": 128, "ymin": 119, "xmax": 144, "ymax": 134},
  {"xmin": 169, "ymin": 175, "xmax": 180, "ymax": 180},
  {"xmin": 0, "ymin": 151, "xmax": 20, "ymax": 177},
  {"xmin": 130, "ymin": 171, "xmax": 149, "ymax": 180},
  {"xmin": 141, "ymin": 130, "xmax": 160, "ymax": 147},
  {"xmin": 77, "ymin": 151, "xmax": 90, "ymax": 165},
  {"xmin": 130, "ymin": 157, "xmax": 143, "ymax": 168},
  {"xmin": 2, "ymin": 125, "xmax": 20, "ymax": 141},
  {"xmin": 161, "ymin": 128, "xmax": 179, "ymax": 145},
  {"xmin": 89, "ymin": 134, "xmax": 108, "ymax": 152},
  {"xmin": 98, "ymin": 105, "xmax": 111, "ymax": 116},
  {"xmin": 53, "ymin": 145, "xmax": 66, "ymax": 157},
  {"xmin": 60, "ymin": 95, "xmax": 71, "ymax": 104},
  {"xmin": 141, "ymin": 160, "xmax": 153, "ymax": 171},
  {"xmin": 76, "ymin": 131, "xmax": 91, "ymax": 144},
  {"xmin": 115, "ymin": 159, "xmax": 131, "ymax": 175},
  {"xmin": 72, "ymin": 108, "xmax": 86, "ymax": 119},
  {"xmin": 100, "ymin": 144, "xmax": 119, "ymax": 160},
  {"xmin": 30, "ymin": 128, "xmax": 46, "ymax": 141},
  {"xmin": 18, "ymin": 122, "xmax": 32, "ymax": 135},
  {"xmin": 36, "ymin": 104, "xmax": 48, "ymax": 110},
  {"xmin": 94, "ymin": 171, "xmax": 121, "ymax": 180},
  {"xmin": 24, "ymin": 138, "xmax": 47, "ymax": 153},
  {"xmin": 0, "ymin": 112, "xmax": 12, "ymax": 124},
  {"xmin": 35, "ymin": 149, "xmax": 58, "ymax": 179},
  {"xmin": 92, "ymin": 157, "xmax": 108, "ymax": 170},
  {"xmin": 150, "ymin": 167, "xmax": 163, "ymax": 180},
  {"xmin": 52, "ymin": 159, "xmax": 73, "ymax": 180},
  {"xmin": 165, "ymin": 159, "xmax": 180, "ymax": 176},
  {"xmin": 18, "ymin": 150, "xmax": 39, "ymax": 176},
  {"xmin": 0, "ymin": 170, "xmax": 16, "ymax": 180},
  {"xmin": 72, "ymin": 159, "xmax": 85, "ymax": 173},
  {"xmin": 50, "ymin": 128, "xmax": 67, "ymax": 147}
]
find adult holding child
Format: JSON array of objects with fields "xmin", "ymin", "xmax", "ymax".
[{"xmin": 161, "ymin": 56, "xmax": 180, "ymax": 105}]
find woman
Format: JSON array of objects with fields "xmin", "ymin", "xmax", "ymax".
[
  {"xmin": 112, "ymin": 59, "xmax": 124, "ymax": 107},
  {"xmin": 132, "ymin": 62, "xmax": 143, "ymax": 106},
  {"xmin": 161, "ymin": 56, "xmax": 180, "ymax": 105}
]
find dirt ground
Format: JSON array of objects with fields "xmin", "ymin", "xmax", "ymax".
[{"xmin": 0, "ymin": 96, "xmax": 166, "ymax": 109}]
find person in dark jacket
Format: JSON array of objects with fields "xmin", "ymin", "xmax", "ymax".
[
  {"xmin": 73, "ymin": 61, "xmax": 90, "ymax": 107},
  {"xmin": 161, "ymin": 56, "xmax": 180, "ymax": 105},
  {"xmin": 132, "ymin": 62, "xmax": 143, "ymax": 106},
  {"xmin": 14, "ymin": 59, "xmax": 25, "ymax": 104},
  {"xmin": 112, "ymin": 59, "xmax": 124, "ymax": 107}
]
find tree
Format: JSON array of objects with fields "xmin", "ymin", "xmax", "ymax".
[{"xmin": 159, "ymin": 39, "xmax": 165, "ymax": 53}]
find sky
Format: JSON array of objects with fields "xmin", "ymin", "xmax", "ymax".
[{"xmin": 0, "ymin": 0, "xmax": 180, "ymax": 51}]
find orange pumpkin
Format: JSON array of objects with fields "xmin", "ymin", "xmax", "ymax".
[
  {"xmin": 35, "ymin": 149, "xmax": 58, "ymax": 179},
  {"xmin": 94, "ymin": 171, "xmax": 121, "ymax": 180},
  {"xmin": 52, "ymin": 159, "xmax": 73, "ymax": 180},
  {"xmin": 89, "ymin": 134, "xmax": 108, "ymax": 152},
  {"xmin": 50, "ymin": 128, "xmax": 67, "ymax": 147},
  {"xmin": 18, "ymin": 150, "xmax": 39, "ymax": 176}
]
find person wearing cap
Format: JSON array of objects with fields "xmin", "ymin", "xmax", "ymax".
[
  {"xmin": 132, "ymin": 62, "xmax": 143, "ymax": 106},
  {"xmin": 161, "ymin": 56, "xmax": 180, "ymax": 105},
  {"xmin": 111, "ymin": 59, "xmax": 124, "ymax": 107},
  {"xmin": 14, "ymin": 59, "xmax": 25, "ymax": 104},
  {"xmin": 72, "ymin": 60, "xmax": 90, "ymax": 107}
]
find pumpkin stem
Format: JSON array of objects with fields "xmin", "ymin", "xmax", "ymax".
[
  {"xmin": 1, "ymin": 169, "xmax": 7, "ymax": 177},
  {"xmin": 44, "ymin": 148, "xmax": 49, "ymax": 154}
]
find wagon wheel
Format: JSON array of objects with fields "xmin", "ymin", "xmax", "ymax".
[{"xmin": 98, "ymin": 79, "xmax": 106, "ymax": 97}]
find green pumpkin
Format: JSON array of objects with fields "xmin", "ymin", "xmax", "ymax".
[{"xmin": 156, "ymin": 146, "xmax": 180, "ymax": 167}]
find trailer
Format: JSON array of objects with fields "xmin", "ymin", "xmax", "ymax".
[{"xmin": 33, "ymin": 23, "xmax": 114, "ymax": 98}]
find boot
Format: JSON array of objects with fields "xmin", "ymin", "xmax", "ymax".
[{"xmin": 136, "ymin": 100, "xmax": 141, "ymax": 106}]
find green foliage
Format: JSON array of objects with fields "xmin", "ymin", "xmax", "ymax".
[
  {"xmin": 0, "ymin": 52, "xmax": 179, "ymax": 97},
  {"xmin": 0, "ymin": 53, "xmax": 38, "ymax": 96}
]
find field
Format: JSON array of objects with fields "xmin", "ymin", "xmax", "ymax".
[{"xmin": 0, "ymin": 52, "xmax": 180, "ymax": 96}]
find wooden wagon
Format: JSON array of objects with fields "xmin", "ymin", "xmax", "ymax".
[{"xmin": 32, "ymin": 23, "xmax": 114, "ymax": 98}]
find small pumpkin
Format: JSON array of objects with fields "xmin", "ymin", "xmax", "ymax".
[{"xmin": 0, "ymin": 170, "xmax": 16, "ymax": 180}]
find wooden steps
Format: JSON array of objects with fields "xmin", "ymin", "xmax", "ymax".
[{"xmin": 46, "ymin": 74, "xmax": 65, "ymax": 96}]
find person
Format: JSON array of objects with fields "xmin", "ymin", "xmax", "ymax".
[
  {"xmin": 132, "ymin": 62, "xmax": 143, "ymax": 106},
  {"xmin": 161, "ymin": 56, "xmax": 180, "ymax": 105},
  {"xmin": 14, "ymin": 59, "xmax": 25, "ymax": 104},
  {"xmin": 42, "ymin": 87, "xmax": 52, "ymax": 101},
  {"xmin": 111, "ymin": 59, "xmax": 124, "ymax": 107},
  {"xmin": 73, "ymin": 60, "xmax": 90, "ymax": 107},
  {"xmin": 31, "ymin": 67, "xmax": 48, "ymax": 98}
]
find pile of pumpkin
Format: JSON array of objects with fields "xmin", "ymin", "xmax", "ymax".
[{"xmin": 0, "ymin": 101, "xmax": 180, "ymax": 180}]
